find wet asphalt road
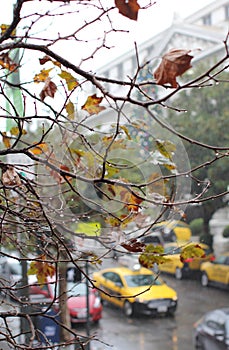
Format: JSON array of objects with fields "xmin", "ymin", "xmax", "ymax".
[{"xmin": 81, "ymin": 266, "xmax": 229, "ymax": 350}]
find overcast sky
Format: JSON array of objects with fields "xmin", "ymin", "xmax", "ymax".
[{"xmin": 1, "ymin": 0, "xmax": 215, "ymax": 70}]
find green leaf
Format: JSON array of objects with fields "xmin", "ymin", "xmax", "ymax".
[{"xmin": 156, "ymin": 140, "xmax": 176, "ymax": 160}]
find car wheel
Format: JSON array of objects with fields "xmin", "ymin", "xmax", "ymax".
[
  {"xmin": 194, "ymin": 335, "xmax": 204, "ymax": 349},
  {"xmin": 123, "ymin": 300, "xmax": 134, "ymax": 317},
  {"xmin": 201, "ymin": 272, "xmax": 209, "ymax": 287},
  {"xmin": 167, "ymin": 310, "xmax": 176, "ymax": 317},
  {"xmin": 175, "ymin": 267, "xmax": 183, "ymax": 280}
]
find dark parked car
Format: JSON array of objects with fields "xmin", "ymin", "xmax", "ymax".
[{"xmin": 193, "ymin": 308, "xmax": 229, "ymax": 349}]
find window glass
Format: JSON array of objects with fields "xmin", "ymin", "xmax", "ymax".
[
  {"xmin": 124, "ymin": 274, "xmax": 161, "ymax": 287},
  {"xmin": 214, "ymin": 256, "xmax": 226, "ymax": 265},
  {"xmin": 67, "ymin": 282, "xmax": 87, "ymax": 296}
]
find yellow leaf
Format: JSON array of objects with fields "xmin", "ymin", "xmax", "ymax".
[
  {"xmin": 104, "ymin": 216, "xmax": 121, "ymax": 227},
  {"xmin": 28, "ymin": 256, "xmax": 55, "ymax": 286},
  {"xmin": 156, "ymin": 140, "xmax": 176, "ymax": 160},
  {"xmin": 66, "ymin": 100, "xmax": 75, "ymax": 119},
  {"xmin": 81, "ymin": 94, "xmax": 106, "ymax": 115},
  {"xmin": 0, "ymin": 24, "xmax": 16, "ymax": 36},
  {"xmin": 180, "ymin": 244, "xmax": 205, "ymax": 262},
  {"xmin": 105, "ymin": 164, "xmax": 120, "ymax": 177},
  {"xmin": 30, "ymin": 142, "xmax": 49, "ymax": 155},
  {"xmin": 34, "ymin": 68, "xmax": 53, "ymax": 83},
  {"xmin": 2, "ymin": 132, "xmax": 11, "ymax": 148},
  {"xmin": 163, "ymin": 163, "xmax": 177, "ymax": 171},
  {"xmin": 58, "ymin": 70, "xmax": 79, "ymax": 91},
  {"xmin": 10, "ymin": 126, "xmax": 27, "ymax": 136},
  {"xmin": 120, "ymin": 125, "xmax": 132, "ymax": 140},
  {"xmin": 139, "ymin": 244, "xmax": 169, "ymax": 268}
]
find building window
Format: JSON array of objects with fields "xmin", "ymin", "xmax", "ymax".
[
  {"xmin": 225, "ymin": 5, "xmax": 229, "ymax": 19},
  {"xmin": 202, "ymin": 14, "xmax": 212, "ymax": 25}
]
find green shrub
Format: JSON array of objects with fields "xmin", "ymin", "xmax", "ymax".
[
  {"xmin": 189, "ymin": 218, "xmax": 204, "ymax": 236},
  {"xmin": 222, "ymin": 225, "xmax": 229, "ymax": 238}
]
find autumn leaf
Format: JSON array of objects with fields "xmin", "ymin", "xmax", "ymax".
[
  {"xmin": 120, "ymin": 188, "xmax": 143, "ymax": 212},
  {"xmin": 81, "ymin": 94, "xmax": 106, "ymax": 115},
  {"xmin": 154, "ymin": 49, "xmax": 193, "ymax": 88},
  {"xmin": 34, "ymin": 68, "xmax": 53, "ymax": 83},
  {"xmin": 65, "ymin": 100, "xmax": 75, "ymax": 119},
  {"xmin": 2, "ymin": 166, "xmax": 22, "ymax": 187},
  {"xmin": 121, "ymin": 238, "xmax": 145, "ymax": 253},
  {"xmin": 28, "ymin": 255, "xmax": 55, "ymax": 286},
  {"xmin": 120, "ymin": 125, "xmax": 132, "ymax": 140},
  {"xmin": 127, "ymin": 193, "xmax": 143, "ymax": 212},
  {"xmin": 180, "ymin": 244, "xmax": 205, "ymax": 263},
  {"xmin": 39, "ymin": 55, "xmax": 61, "ymax": 68},
  {"xmin": 0, "ymin": 52, "xmax": 18, "ymax": 72},
  {"xmin": 104, "ymin": 216, "xmax": 121, "ymax": 227},
  {"xmin": 139, "ymin": 244, "xmax": 169, "ymax": 268},
  {"xmin": 156, "ymin": 140, "xmax": 176, "ymax": 160},
  {"xmin": 30, "ymin": 142, "xmax": 49, "ymax": 155},
  {"xmin": 115, "ymin": 0, "xmax": 140, "ymax": 21},
  {"xmin": 105, "ymin": 164, "xmax": 120, "ymax": 177},
  {"xmin": 39, "ymin": 77, "xmax": 57, "ymax": 101},
  {"xmin": 2, "ymin": 132, "xmax": 11, "ymax": 148},
  {"xmin": 0, "ymin": 24, "xmax": 16, "ymax": 36},
  {"xmin": 59, "ymin": 70, "xmax": 79, "ymax": 91},
  {"xmin": 10, "ymin": 126, "xmax": 27, "ymax": 136}
]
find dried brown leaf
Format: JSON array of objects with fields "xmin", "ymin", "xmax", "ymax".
[
  {"xmin": 2, "ymin": 166, "xmax": 21, "ymax": 187},
  {"xmin": 154, "ymin": 49, "xmax": 193, "ymax": 88},
  {"xmin": 115, "ymin": 0, "xmax": 140, "ymax": 20},
  {"xmin": 40, "ymin": 77, "xmax": 57, "ymax": 101}
]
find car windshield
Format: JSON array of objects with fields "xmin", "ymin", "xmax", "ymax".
[
  {"xmin": 67, "ymin": 282, "xmax": 87, "ymax": 297},
  {"xmin": 124, "ymin": 274, "xmax": 162, "ymax": 287}
]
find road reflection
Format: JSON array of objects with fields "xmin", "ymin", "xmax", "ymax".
[{"xmin": 77, "ymin": 273, "xmax": 229, "ymax": 350}]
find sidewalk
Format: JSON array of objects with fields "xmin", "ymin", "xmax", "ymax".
[{"xmin": 0, "ymin": 297, "xmax": 20, "ymax": 350}]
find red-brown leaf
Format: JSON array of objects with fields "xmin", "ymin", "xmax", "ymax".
[
  {"xmin": 121, "ymin": 238, "xmax": 145, "ymax": 252},
  {"xmin": 40, "ymin": 77, "xmax": 57, "ymax": 101},
  {"xmin": 154, "ymin": 49, "xmax": 193, "ymax": 88},
  {"xmin": 115, "ymin": 0, "xmax": 140, "ymax": 21}
]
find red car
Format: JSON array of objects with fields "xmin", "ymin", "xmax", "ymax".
[
  {"xmin": 29, "ymin": 279, "xmax": 103, "ymax": 325},
  {"xmin": 66, "ymin": 281, "xmax": 102, "ymax": 325}
]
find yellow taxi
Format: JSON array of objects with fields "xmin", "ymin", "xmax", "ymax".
[
  {"xmin": 93, "ymin": 266, "xmax": 177, "ymax": 317},
  {"xmin": 158, "ymin": 242, "xmax": 215, "ymax": 280},
  {"xmin": 152, "ymin": 220, "xmax": 192, "ymax": 242},
  {"xmin": 200, "ymin": 252, "xmax": 229, "ymax": 289}
]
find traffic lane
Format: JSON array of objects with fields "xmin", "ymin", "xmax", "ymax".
[{"xmin": 87, "ymin": 274, "xmax": 229, "ymax": 350}]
